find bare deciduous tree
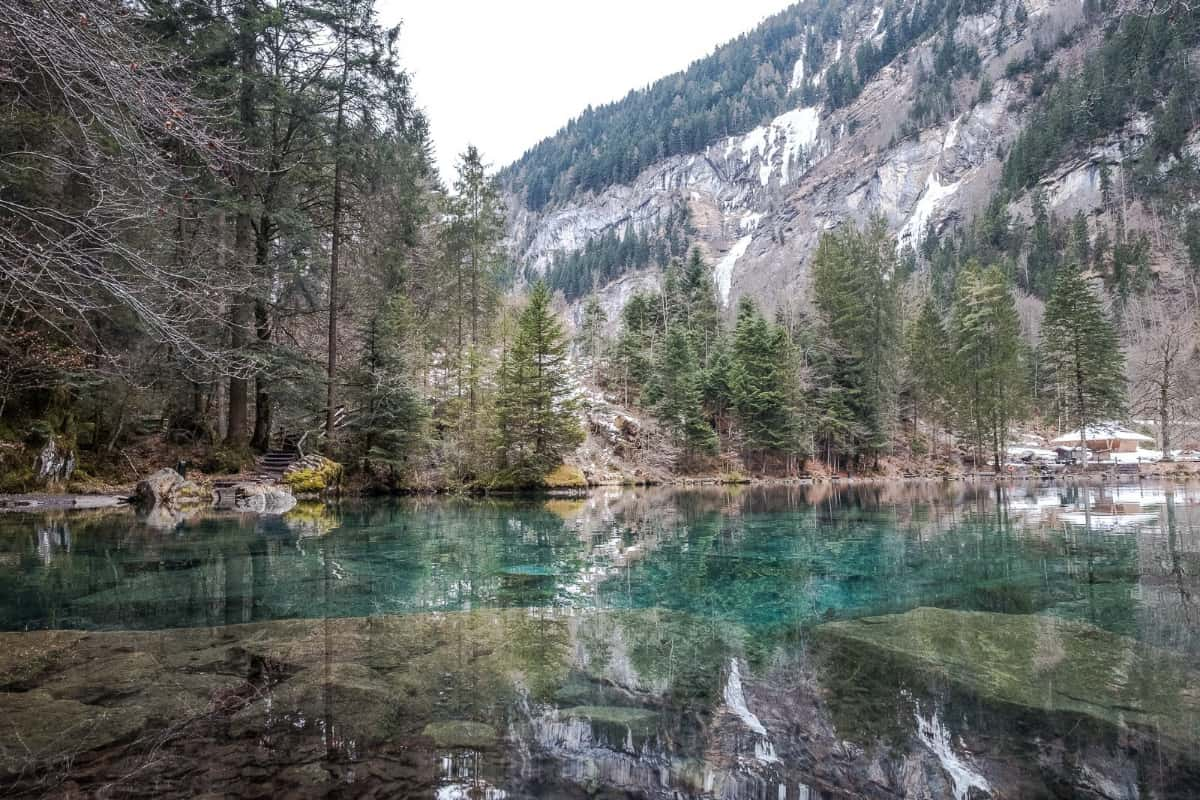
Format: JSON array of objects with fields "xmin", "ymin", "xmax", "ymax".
[
  {"xmin": 1124, "ymin": 294, "xmax": 1200, "ymax": 453},
  {"xmin": 0, "ymin": 0, "xmax": 250, "ymax": 372}
]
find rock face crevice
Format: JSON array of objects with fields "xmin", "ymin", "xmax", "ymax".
[{"xmin": 505, "ymin": 0, "xmax": 1157, "ymax": 322}]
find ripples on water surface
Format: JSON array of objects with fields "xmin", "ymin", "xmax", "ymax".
[{"xmin": 0, "ymin": 481, "xmax": 1198, "ymax": 798}]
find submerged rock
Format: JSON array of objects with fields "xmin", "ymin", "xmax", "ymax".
[
  {"xmin": 818, "ymin": 607, "xmax": 1200, "ymax": 748},
  {"xmin": 421, "ymin": 720, "xmax": 498, "ymax": 748},
  {"xmin": 0, "ymin": 690, "xmax": 147, "ymax": 776},
  {"xmin": 556, "ymin": 705, "xmax": 657, "ymax": 728},
  {"xmin": 232, "ymin": 662, "xmax": 397, "ymax": 744}
]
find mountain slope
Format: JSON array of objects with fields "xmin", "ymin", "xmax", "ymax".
[{"xmin": 503, "ymin": 0, "xmax": 1200, "ymax": 323}]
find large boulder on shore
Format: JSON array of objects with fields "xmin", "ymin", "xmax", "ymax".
[
  {"xmin": 32, "ymin": 437, "xmax": 75, "ymax": 488},
  {"xmin": 134, "ymin": 468, "xmax": 206, "ymax": 510}
]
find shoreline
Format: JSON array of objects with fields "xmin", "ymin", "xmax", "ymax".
[{"xmin": 2, "ymin": 469, "xmax": 1197, "ymax": 514}]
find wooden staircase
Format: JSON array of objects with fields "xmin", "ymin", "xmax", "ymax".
[
  {"xmin": 254, "ymin": 406, "xmax": 354, "ymax": 483},
  {"xmin": 256, "ymin": 447, "xmax": 300, "ymax": 482}
]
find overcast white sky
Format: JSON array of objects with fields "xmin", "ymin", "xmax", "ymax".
[{"xmin": 377, "ymin": 1, "xmax": 794, "ymax": 185}]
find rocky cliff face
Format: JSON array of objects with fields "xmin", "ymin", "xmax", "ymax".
[{"xmin": 505, "ymin": 0, "xmax": 1169, "ymax": 323}]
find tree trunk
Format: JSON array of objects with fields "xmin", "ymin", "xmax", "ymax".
[
  {"xmin": 252, "ymin": 296, "xmax": 272, "ymax": 450},
  {"xmin": 251, "ymin": 214, "xmax": 273, "ymax": 451},
  {"xmin": 326, "ymin": 41, "xmax": 348, "ymax": 442},
  {"xmin": 227, "ymin": 0, "xmax": 257, "ymax": 446},
  {"xmin": 1160, "ymin": 358, "xmax": 1171, "ymax": 455}
]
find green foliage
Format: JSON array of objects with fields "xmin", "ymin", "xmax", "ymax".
[
  {"xmin": 495, "ymin": 283, "xmax": 584, "ymax": 487},
  {"xmin": 611, "ymin": 291, "xmax": 660, "ymax": 405},
  {"xmin": 1041, "ymin": 264, "xmax": 1126, "ymax": 440},
  {"xmin": 352, "ymin": 295, "xmax": 431, "ymax": 477},
  {"xmin": 1003, "ymin": 10, "xmax": 1200, "ymax": 192},
  {"xmin": 545, "ymin": 207, "xmax": 691, "ymax": 300},
  {"xmin": 810, "ymin": 218, "xmax": 900, "ymax": 462},
  {"xmin": 1185, "ymin": 212, "xmax": 1200, "ymax": 273},
  {"xmin": 904, "ymin": 298, "xmax": 951, "ymax": 432},
  {"xmin": 577, "ymin": 294, "xmax": 608, "ymax": 380},
  {"xmin": 729, "ymin": 300, "xmax": 803, "ymax": 463},
  {"xmin": 504, "ymin": 0, "xmax": 967, "ymax": 210},
  {"xmin": 651, "ymin": 329, "xmax": 718, "ymax": 463},
  {"xmin": 948, "ymin": 263, "xmax": 1027, "ymax": 467}
]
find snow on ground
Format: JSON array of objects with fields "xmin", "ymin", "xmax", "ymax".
[
  {"xmin": 898, "ymin": 172, "xmax": 962, "ymax": 248},
  {"xmin": 714, "ymin": 235, "xmax": 753, "ymax": 306},
  {"xmin": 1109, "ymin": 449, "xmax": 1163, "ymax": 464}
]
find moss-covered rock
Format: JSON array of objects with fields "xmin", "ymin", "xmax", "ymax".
[
  {"xmin": 544, "ymin": 464, "xmax": 587, "ymax": 489},
  {"xmin": 817, "ymin": 607, "xmax": 1200, "ymax": 747},
  {"xmin": 283, "ymin": 455, "xmax": 343, "ymax": 495}
]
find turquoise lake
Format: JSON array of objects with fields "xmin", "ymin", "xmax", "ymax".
[{"xmin": 0, "ymin": 481, "xmax": 1197, "ymax": 798}]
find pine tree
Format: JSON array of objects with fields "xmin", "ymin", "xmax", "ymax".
[
  {"xmin": 1041, "ymin": 264, "xmax": 1126, "ymax": 458},
  {"xmin": 577, "ymin": 294, "xmax": 608, "ymax": 383},
  {"xmin": 810, "ymin": 217, "xmax": 899, "ymax": 464},
  {"xmin": 495, "ymin": 282, "xmax": 583, "ymax": 486},
  {"xmin": 729, "ymin": 299, "xmax": 793, "ymax": 469},
  {"xmin": 653, "ymin": 329, "xmax": 718, "ymax": 465},
  {"xmin": 949, "ymin": 264, "xmax": 1026, "ymax": 469},
  {"xmin": 444, "ymin": 146, "xmax": 506, "ymax": 409},
  {"xmin": 679, "ymin": 248, "xmax": 722, "ymax": 365},
  {"xmin": 612, "ymin": 291, "xmax": 658, "ymax": 405},
  {"xmin": 355, "ymin": 295, "xmax": 430, "ymax": 480},
  {"xmin": 905, "ymin": 297, "xmax": 950, "ymax": 454}
]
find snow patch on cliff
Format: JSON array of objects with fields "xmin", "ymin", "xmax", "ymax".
[
  {"xmin": 727, "ymin": 106, "xmax": 821, "ymax": 186},
  {"xmin": 724, "ymin": 659, "xmax": 781, "ymax": 765},
  {"xmin": 899, "ymin": 172, "xmax": 961, "ymax": 248},
  {"xmin": 790, "ymin": 42, "xmax": 807, "ymax": 90},
  {"xmin": 740, "ymin": 212, "xmax": 764, "ymax": 231},
  {"xmin": 723, "ymin": 659, "xmax": 767, "ymax": 736},
  {"xmin": 778, "ymin": 107, "xmax": 821, "ymax": 184},
  {"xmin": 715, "ymin": 235, "xmax": 753, "ymax": 306}
]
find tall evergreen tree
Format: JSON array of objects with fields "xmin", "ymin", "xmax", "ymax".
[
  {"xmin": 1041, "ymin": 264, "xmax": 1126, "ymax": 458},
  {"xmin": 810, "ymin": 217, "xmax": 899, "ymax": 465},
  {"xmin": 495, "ymin": 282, "xmax": 583, "ymax": 485},
  {"xmin": 949, "ymin": 264, "xmax": 1027, "ymax": 469},
  {"xmin": 577, "ymin": 294, "xmax": 608, "ymax": 383},
  {"xmin": 904, "ymin": 297, "xmax": 950, "ymax": 454},
  {"xmin": 729, "ymin": 299, "xmax": 794, "ymax": 469},
  {"xmin": 651, "ymin": 329, "xmax": 718, "ymax": 464}
]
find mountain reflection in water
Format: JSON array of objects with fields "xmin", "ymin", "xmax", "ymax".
[{"xmin": 0, "ymin": 481, "xmax": 1197, "ymax": 798}]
